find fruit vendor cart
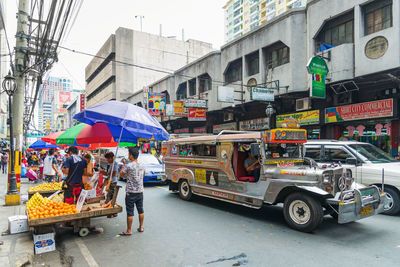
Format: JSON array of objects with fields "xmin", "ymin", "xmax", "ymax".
[{"xmin": 27, "ymin": 186, "xmax": 122, "ymax": 237}]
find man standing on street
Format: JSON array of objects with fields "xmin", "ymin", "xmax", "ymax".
[
  {"xmin": 43, "ymin": 148, "xmax": 62, "ymax": 182},
  {"xmin": 119, "ymin": 147, "xmax": 145, "ymax": 236},
  {"xmin": 100, "ymin": 151, "xmax": 119, "ymax": 203},
  {"xmin": 1, "ymin": 150, "xmax": 9, "ymax": 174}
]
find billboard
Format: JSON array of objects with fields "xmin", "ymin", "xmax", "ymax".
[
  {"xmin": 173, "ymin": 100, "xmax": 187, "ymax": 116},
  {"xmin": 217, "ymin": 86, "xmax": 234, "ymax": 103},
  {"xmin": 58, "ymin": 91, "xmax": 71, "ymax": 108},
  {"xmin": 188, "ymin": 108, "xmax": 206, "ymax": 121},
  {"xmin": 250, "ymin": 88, "xmax": 274, "ymax": 101},
  {"xmin": 184, "ymin": 99, "xmax": 207, "ymax": 108},
  {"xmin": 276, "ymin": 110, "xmax": 320, "ymax": 127},
  {"xmin": 147, "ymin": 93, "xmax": 166, "ymax": 116}
]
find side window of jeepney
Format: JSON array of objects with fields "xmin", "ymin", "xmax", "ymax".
[{"xmin": 178, "ymin": 145, "xmax": 216, "ymax": 157}]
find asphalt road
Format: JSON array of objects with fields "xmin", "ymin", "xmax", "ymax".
[{"xmin": 56, "ymin": 183, "xmax": 400, "ymax": 267}]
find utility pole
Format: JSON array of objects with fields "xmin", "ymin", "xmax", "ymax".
[
  {"xmin": 9, "ymin": 0, "xmax": 29, "ymax": 203},
  {"xmin": 135, "ymin": 15, "xmax": 144, "ymax": 32}
]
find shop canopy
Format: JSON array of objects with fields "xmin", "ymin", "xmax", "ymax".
[{"xmin": 28, "ymin": 140, "xmax": 62, "ymax": 150}]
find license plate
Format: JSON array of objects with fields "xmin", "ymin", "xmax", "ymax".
[
  {"xmin": 361, "ymin": 206, "xmax": 373, "ymax": 216},
  {"xmin": 157, "ymin": 175, "xmax": 162, "ymax": 180},
  {"xmin": 361, "ymin": 189, "xmax": 374, "ymax": 196}
]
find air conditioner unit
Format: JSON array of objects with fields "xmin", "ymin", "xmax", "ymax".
[
  {"xmin": 296, "ymin": 97, "xmax": 311, "ymax": 111},
  {"xmin": 224, "ymin": 112, "xmax": 234, "ymax": 122}
]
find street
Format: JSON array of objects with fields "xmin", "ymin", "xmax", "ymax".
[{"xmin": 48, "ymin": 183, "xmax": 399, "ymax": 267}]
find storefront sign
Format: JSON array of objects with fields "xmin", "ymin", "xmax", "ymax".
[
  {"xmin": 213, "ymin": 122, "xmax": 236, "ymax": 134},
  {"xmin": 307, "ymin": 56, "xmax": 329, "ymax": 98},
  {"xmin": 263, "ymin": 129, "xmax": 307, "ymax": 143},
  {"xmin": 250, "ymin": 88, "xmax": 274, "ymax": 101},
  {"xmin": 188, "ymin": 108, "xmax": 206, "ymax": 121},
  {"xmin": 79, "ymin": 94, "xmax": 85, "ymax": 111},
  {"xmin": 174, "ymin": 128, "xmax": 189, "ymax": 134},
  {"xmin": 173, "ymin": 100, "xmax": 187, "ymax": 116},
  {"xmin": 217, "ymin": 86, "xmax": 234, "ymax": 103},
  {"xmin": 184, "ymin": 99, "xmax": 207, "ymax": 108},
  {"xmin": 147, "ymin": 93, "xmax": 166, "ymax": 116},
  {"xmin": 239, "ymin": 118, "xmax": 269, "ymax": 131},
  {"xmin": 165, "ymin": 104, "xmax": 174, "ymax": 116},
  {"xmin": 325, "ymin": 99, "xmax": 393, "ymax": 123},
  {"xmin": 193, "ymin": 126, "xmax": 207, "ymax": 133},
  {"xmin": 276, "ymin": 110, "xmax": 320, "ymax": 127},
  {"xmin": 365, "ymin": 36, "xmax": 388, "ymax": 59}
]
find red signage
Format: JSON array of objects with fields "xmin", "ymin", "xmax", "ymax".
[
  {"xmin": 193, "ymin": 126, "xmax": 207, "ymax": 133},
  {"xmin": 80, "ymin": 94, "xmax": 85, "ymax": 111},
  {"xmin": 326, "ymin": 99, "xmax": 393, "ymax": 123},
  {"xmin": 188, "ymin": 108, "xmax": 206, "ymax": 121},
  {"xmin": 59, "ymin": 91, "xmax": 71, "ymax": 107},
  {"xmin": 174, "ymin": 128, "xmax": 189, "ymax": 134}
]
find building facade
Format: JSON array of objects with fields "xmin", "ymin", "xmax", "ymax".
[
  {"xmin": 85, "ymin": 28, "xmax": 215, "ymax": 108},
  {"xmin": 224, "ymin": 0, "xmax": 307, "ymax": 43},
  {"xmin": 144, "ymin": 0, "xmax": 400, "ymax": 156}
]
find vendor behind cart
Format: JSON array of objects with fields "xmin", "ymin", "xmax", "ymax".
[
  {"xmin": 62, "ymin": 146, "xmax": 93, "ymax": 204},
  {"xmin": 100, "ymin": 152, "xmax": 119, "ymax": 202}
]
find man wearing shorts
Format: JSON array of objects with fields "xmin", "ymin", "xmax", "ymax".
[{"xmin": 119, "ymin": 147, "xmax": 145, "ymax": 236}]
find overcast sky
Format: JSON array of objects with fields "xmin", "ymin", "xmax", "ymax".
[{"xmin": 5, "ymin": 0, "xmax": 227, "ymax": 91}]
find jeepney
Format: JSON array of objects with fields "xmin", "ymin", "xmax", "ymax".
[{"xmin": 162, "ymin": 125, "xmax": 386, "ymax": 232}]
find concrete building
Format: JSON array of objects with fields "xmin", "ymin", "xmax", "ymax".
[
  {"xmin": 0, "ymin": 0, "xmax": 8, "ymax": 139},
  {"xmin": 85, "ymin": 28, "xmax": 215, "ymax": 108},
  {"xmin": 224, "ymin": 0, "xmax": 306, "ymax": 42},
  {"xmin": 147, "ymin": 0, "xmax": 400, "ymax": 156}
]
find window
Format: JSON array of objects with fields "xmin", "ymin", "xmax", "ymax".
[
  {"xmin": 304, "ymin": 145, "xmax": 322, "ymax": 162},
  {"xmin": 364, "ymin": 0, "xmax": 392, "ymax": 35},
  {"xmin": 233, "ymin": 24, "xmax": 243, "ymax": 34},
  {"xmin": 267, "ymin": 45, "xmax": 290, "ymax": 68},
  {"xmin": 198, "ymin": 73, "xmax": 212, "ymax": 94},
  {"xmin": 250, "ymin": 6, "xmax": 259, "ymax": 14},
  {"xmin": 178, "ymin": 144, "xmax": 216, "ymax": 157},
  {"xmin": 315, "ymin": 11, "xmax": 354, "ymax": 51},
  {"xmin": 324, "ymin": 146, "xmax": 352, "ymax": 163},
  {"xmin": 176, "ymin": 82, "xmax": 187, "ymax": 100},
  {"xmin": 250, "ymin": 22, "xmax": 259, "ymax": 30},
  {"xmin": 234, "ymin": 16, "xmax": 243, "ymax": 25},
  {"xmin": 246, "ymin": 51, "xmax": 259, "ymax": 76},
  {"xmin": 189, "ymin": 79, "xmax": 196, "ymax": 96},
  {"xmin": 233, "ymin": 8, "xmax": 242, "ymax": 17},
  {"xmin": 225, "ymin": 58, "xmax": 243, "ymax": 84}
]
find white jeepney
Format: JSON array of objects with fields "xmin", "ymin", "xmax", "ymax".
[{"xmin": 162, "ymin": 126, "xmax": 386, "ymax": 232}]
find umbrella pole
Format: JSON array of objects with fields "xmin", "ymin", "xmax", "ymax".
[{"xmin": 105, "ymin": 126, "xmax": 124, "ymax": 202}]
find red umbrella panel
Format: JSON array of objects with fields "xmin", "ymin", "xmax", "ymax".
[{"xmin": 41, "ymin": 131, "xmax": 65, "ymax": 145}]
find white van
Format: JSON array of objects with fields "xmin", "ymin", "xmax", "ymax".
[{"xmin": 305, "ymin": 140, "xmax": 400, "ymax": 215}]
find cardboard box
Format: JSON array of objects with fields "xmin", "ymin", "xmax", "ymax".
[
  {"xmin": 8, "ymin": 215, "xmax": 29, "ymax": 234},
  {"xmin": 33, "ymin": 232, "xmax": 56, "ymax": 254},
  {"xmin": 86, "ymin": 189, "xmax": 97, "ymax": 199}
]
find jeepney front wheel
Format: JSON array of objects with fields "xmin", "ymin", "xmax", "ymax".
[
  {"xmin": 283, "ymin": 193, "xmax": 323, "ymax": 233},
  {"xmin": 178, "ymin": 180, "xmax": 192, "ymax": 201}
]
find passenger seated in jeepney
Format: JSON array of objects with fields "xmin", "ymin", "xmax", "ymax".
[{"xmin": 244, "ymin": 150, "xmax": 261, "ymax": 182}]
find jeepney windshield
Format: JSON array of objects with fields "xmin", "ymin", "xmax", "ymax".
[{"xmin": 264, "ymin": 143, "xmax": 303, "ymax": 161}]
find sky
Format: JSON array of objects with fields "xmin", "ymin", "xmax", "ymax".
[{"xmin": 5, "ymin": 0, "xmax": 227, "ymax": 91}]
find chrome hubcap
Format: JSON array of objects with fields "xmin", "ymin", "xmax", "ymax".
[
  {"xmin": 181, "ymin": 182, "xmax": 189, "ymax": 196},
  {"xmin": 384, "ymin": 193, "xmax": 394, "ymax": 211}
]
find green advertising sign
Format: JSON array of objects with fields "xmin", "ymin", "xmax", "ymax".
[{"xmin": 307, "ymin": 56, "xmax": 329, "ymax": 99}]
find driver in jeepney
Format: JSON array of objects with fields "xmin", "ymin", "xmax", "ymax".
[{"xmin": 244, "ymin": 150, "xmax": 261, "ymax": 182}]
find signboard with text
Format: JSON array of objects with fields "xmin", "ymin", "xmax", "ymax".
[
  {"xmin": 217, "ymin": 86, "xmax": 234, "ymax": 103},
  {"xmin": 239, "ymin": 118, "xmax": 269, "ymax": 131},
  {"xmin": 188, "ymin": 108, "xmax": 206, "ymax": 121},
  {"xmin": 276, "ymin": 110, "xmax": 320, "ymax": 127},
  {"xmin": 193, "ymin": 126, "xmax": 207, "ymax": 133},
  {"xmin": 174, "ymin": 128, "xmax": 189, "ymax": 134},
  {"xmin": 250, "ymin": 88, "xmax": 274, "ymax": 101},
  {"xmin": 325, "ymin": 99, "xmax": 393, "ymax": 123},
  {"xmin": 58, "ymin": 91, "xmax": 71, "ymax": 109},
  {"xmin": 173, "ymin": 100, "xmax": 187, "ymax": 116},
  {"xmin": 213, "ymin": 122, "xmax": 236, "ymax": 134},
  {"xmin": 165, "ymin": 104, "xmax": 174, "ymax": 116},
  {"xmin": 184, "ymin": 99, "xmax": 207, "ymax": 108},
  {"xmin": 79, "ymin": 94, "xmax": 85, "ymax": 111},
  {"xmin": 147, "ymin": 93, "xmax": 166, "ymax": 116},
  {"xmin": 307, "ymin": 56, "xmax": 329, "ymax": 98}
]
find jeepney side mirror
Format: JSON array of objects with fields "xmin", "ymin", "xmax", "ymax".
[
  {"xmin": 345, "ymin": 157, "xmax": 359, "ymax": 166},
  {"xmin": 251, "ymin": 143, "xmax": 260, "ymax": 157}
]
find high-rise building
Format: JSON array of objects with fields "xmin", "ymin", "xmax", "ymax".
[
  {"xmin": 38, "ymin": 77, "xmax": 74, "ymax": 132},
  {"xmin": 224, "ymin": 0, "xmax": 306, "ymax": 43}
]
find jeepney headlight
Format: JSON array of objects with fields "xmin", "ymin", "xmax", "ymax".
[{"xmin": 323, "ymin": 172, "xmax": 331, "ymax": 183}]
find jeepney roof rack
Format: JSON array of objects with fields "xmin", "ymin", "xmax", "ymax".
[
  {"xmin": 216, "ymin": 130, "xmax": 257, "ymax": 139},
  {"xmin": 170, "ymin": 133, "xmax": 213, "ymax": 139}
]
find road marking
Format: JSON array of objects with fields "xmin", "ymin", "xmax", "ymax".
[
  {"xmin": 75, "ymin": 238, "xmax": 99, "ymax": 267},
  {"xmin": 156, "ymin": 186, "xmax": 168, "ymax": 191}
]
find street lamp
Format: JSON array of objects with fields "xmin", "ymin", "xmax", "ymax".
[
  {"xmin": 265, "ymin": 103, "xmax": 275, "ymax": 129},
  {"xmin": 2, "ymin": 72, "xmax": 18, "ymax": 196}
]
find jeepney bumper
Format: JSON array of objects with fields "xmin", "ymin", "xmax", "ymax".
[{"xmin": 326, "ymin": 185, "xmax": 386, "ymax": 224}]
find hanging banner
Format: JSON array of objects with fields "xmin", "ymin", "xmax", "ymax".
[
  {"xmin": 188, "ymin": 108, "xmax": 206, "ymax": 121},
  {"xmin": 79, "ymin": 94, "xmax": 85, "ymax": 111},
  {"xmin": 58, "ymin": 91, "xmax": 71, "ymax": 109},
  {"xmin": 250, "ymin": 88, "xmax": 274, "ymax": 101},
  {"xmin": 174, "ymin": 128, "xmax": 189, "ymax": 134},
  {"xmin": 193, "ymin": 126, "xmax": 207, "ymax": 133},
  {"xmin": 276, "ymin": 110, "xmax": 320, "ymax": 127},
  {"xmin": 217, "ymin": 86, "xmax": 234, "ymax": 103},
  {"xmin": 307, "ymin": 56, "xmax": 329, "ymax": 98},
  {"xmin": 165, "ymin": 104, "xmax": 174, "ymax": 116},
  {"xmin": 147, "ymin": 93, "xmax": 166, "ymax": 116},
  {"xmin": 184, "ymin": 99, "xmax": 207, "ymax": 108},
  {"xmin": 213, "ymin": 122, "xmax": 236, "ymax": 134},
  {"xmin": 325, "ymin": 99, "xmax": 393, "ymax": 123},
  {"xmin": 173, "ymin": 100, "xmax": 187, "ymax": 116},
  {"xmin": 239, "ymin": 118, "xmax": 270, "ymax": 131}
]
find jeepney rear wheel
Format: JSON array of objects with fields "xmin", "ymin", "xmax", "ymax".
[
  {"xmin": 178, "ymin": 180, "xmax": 192, "ymax": 201},
  {"xmin": 382, "ymin": 187, "xmax": 400, "ymax": 215},
  {"xmin": 283, "ymin": 193, "xmax": 323, "ymax": 233}
]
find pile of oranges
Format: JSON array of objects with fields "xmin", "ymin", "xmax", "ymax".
[{"xmin": 27, "ymin": 202, "xmax": 78, "ymax": 220}]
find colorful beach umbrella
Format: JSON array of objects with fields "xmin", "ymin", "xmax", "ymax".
[
  {"xmin": 41, "ymin": 131, "xmax": 65, "ymax": 145},
  {"xmin": 29, "ymin": 140, "xmax": 61, "ymax": 150}
]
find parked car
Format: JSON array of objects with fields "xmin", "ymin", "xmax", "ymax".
[{"xmin": 305, "ymin": 140, "xmax": 400, "ymax": 215}]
